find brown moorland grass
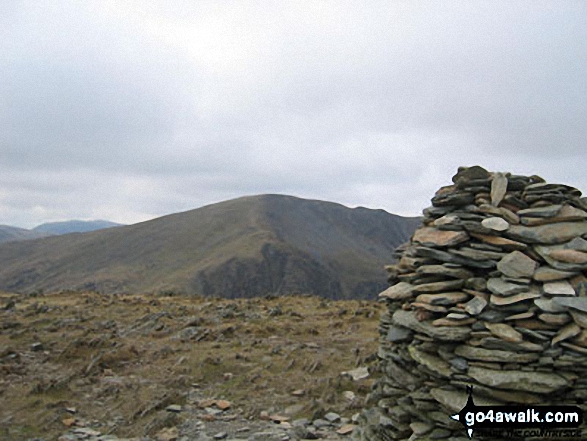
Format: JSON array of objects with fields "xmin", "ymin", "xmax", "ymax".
[{"xmin": 0, "ymin": 291, "xmax": 383, "ymax": 439}]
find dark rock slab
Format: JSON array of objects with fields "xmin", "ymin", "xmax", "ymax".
[
  {"xmin": 487, "ymin": 278, "xmax": 529, "ymax": 296},
  {"xmin": 449, "ymin": 247, "xmax": 506, "ymax": 261},
  {"xmin": 413, "ymin": 227, "xmax": 470, "ymax": 248},
  {"xmin": 468, "ymin": 366, "xmax": 568, "ymax": 393},
  {"xmin": 387, "ymin": 325, "xmax": 414, "ymax": 343},
  {"xmin": 517, "ymin": 205, "xmax": 563, "ymax": 218},
  {"xmin": 411, "ymin": 279, "xmax": 465, "ymax": 294},
  {"xmin": 454, "ymin": 345, "xmax": 539, "ymax": 363},
  {"xmin": 506, "ymin": 222, "xmax": 587, "ymax": 245},
  {"xmin": 392, "ymin": 309, "xmax": 471, "ymax": 341},
  {"xmin": 379, "ymin": 282, "xmax": 414, "ymax": 300},
  {"xmin": 533, "ymin": 266, "xmax": 578, "ymax": 282},
  {"xmin": 553, "ymin": 297, "xmax": 587, "ymax": 313},
  {"xmin": 408, "ymin": 346, "xmax": 452, "ymax": 377},
  {"xmin": 496, "ymin": 251, "xmax": 538, "ymax": 278},
  {"xmin": 490, "ymin": 172, "xmax": 508, "ymax": 207},
  {"xmin": 414, "ymin": 246, "xmax": 496, "ymax": 269},
  {"xmin": 416, "ymin": 265, "xmax": 473, "ymax": 279}
]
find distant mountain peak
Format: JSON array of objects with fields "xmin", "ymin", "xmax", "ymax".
[
  {"xmin": 0, "ymin": 225, "xmax": 52, "ymax": 244},
  {"xmin": 32, "ymin": 219, "xmax": 124, "ymax": 235}
]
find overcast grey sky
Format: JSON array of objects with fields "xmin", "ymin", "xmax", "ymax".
[{"xmin": 1, "ymin": 1, "xmax": 586, "ymax": 228}]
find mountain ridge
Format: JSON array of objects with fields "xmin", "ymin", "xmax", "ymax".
[
  {"xmin": 0, "ymin": 194, "xmax": 421, "ymax": 299},
  {"xmin": 0, "ymin": 225, "xmax": 52, "ymax": 244},
  {"xmin": 32, "ymin": 219, "xmax": 123, "ymax": 235}
]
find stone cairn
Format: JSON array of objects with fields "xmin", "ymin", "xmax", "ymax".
[{"xmin": 354, "ymin": 166, "xmax": 587, "ymax": 441}]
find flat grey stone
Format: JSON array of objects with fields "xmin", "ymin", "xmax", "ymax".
[
  {"xmin": 497, "ymin": 251, "xmax": 538, "ymax": 278},
  {"xmin": 446, "ymin": 312, "xmax": 470, "ymax": 320},
  {"xmin": 490, "ymin": 290, "xmax": 540, "ymax": 306},
  {"xmin": 312, "ymin": 418, "xmax": 331, "ymax": 428},
  {"xmin": 506, "ymin": 222, "xmax": 587, "ymax": 245},
  {"xmin": 465, "ymin": 277, "xmax": 487, "ymax": 291},
  {"xmin": 410, "ymin": 421, "xmax": 434, "ymax": 436},
  {"xmin": 464, "ymin": 296, "xmax": 487, "ymax": 315},
  {"xmin": 416, "ymin": 264, "xmax": 473, "ymax": 279},
  {"xmin": 549, "ymin": 249, "xmax": 587, "ymax": 264},
  {"xmin": 534, "ymin": 266, "xmax": 578, "ymax": 282},
  {"xmin": 565, "ymin": 237, "xmax": 587, "ymax": 252},
  {"xmin": 453, "ymin": 165, "xmax": 490, "ymax": 184},
  {"xmin": 518, "ymin": 205, "xmax": 563, "ymax": 218},
  {"xmin": 408, "ymin": 346, "xmax": 452, "ymax": 377},
  {"xmin": 414, "ymin": 246, "xmax": 496, "ymax": 269},
  {"xmin": 341, "ymin": 366, "xmax": 369, "ymax": 381},
  {"xmin": 468, "ymin": 366, "xmax": 568, "ymax": 393},
  {"xmin": 430, "ymin": 428, "xmax": 453, "ymax": 439},
  {"xmin": 570, "ymin": 310, "xmax": 587, "ymax": 328},
  {"xmin": 491, "ymin": 172, "xmax": 508, "ymax": 207},
  {"xmin": 479, "ymin": 337, "xmax": 544, "ymax": 352},
  {"xmin": 504, "ymin": 311, "xmax": 534, "ymax": 321},
  {"xmin": 386, "ymin": 325, "xmax": 413, "ymax": 343},
  {"xmin": 542, "ymin": 280, "xmax": 576, "ymax": 296},
  {"xmin": 557, "ymin": 204, "xmax": 587, "ymax": 220},
  {"xmin": 470, "ymin": 242, "xmax": 505, "ymax": 252},
  {"xmin": 481, "ymin": 217, "xmax": 510, "ymax": 231},
  {"xmin": 413, "ymin": 227, "xmax": 470, "ymax": 247},
  {"xmin": 324, "ymin": 412, "xmax": 341, "ymax": 423},
  {"xmin": 433, "ymin": 214, "xmax": 461, "ymax": 227},
  {"xmin": 432, "ymin": 191, "xmax": 475, "ymax": 207},
  {"xmin": 384, "ymin": 360, "xmax": 420, "ymax": 389},
  {"xmin": 487, "ymin": 278, "xmax": 528, "ymax": 296},
  {"xmin": 423, "ymin": 205, "xmax": 455, "ymax": 218},
  {"xmin": 449, "ymin": 247, "xmax": 506, "ymax": 261},
  {"xmin": 535, "ymin": 245, "xmax": 587, "ymax": 271},
  {"xmin": 484, "ymin": 322, "xmax": 523, "ymax": 342},
  {"xmin": 553, "ymin": 297, "xmax": 587, "ymax": 313},
  {"xmin": 430, "ymin": 388, "xmax": 501, "ymax": 414},
  {"xmin": 73, "ymin": 428, "xmax": 101, "ymax": 436},
  {"xmin": 415, "ymin": 292, "xmax": 469, "ymax": 306},
  {"xmin": 454, "ymin": 345, "xmax": 539, "ymax": 363},
  {"xmin": 534, "ymin": 298, "xmax": 568, "ymax": 313},
  {"xmin": 478, "ymin": 309, "xmax": 508, "ymax": 322},
  {"xmin": 479, "ymin": 204, "xmax": 520, "ymax": 224},
  {"xmin": 516, "ymin": 327, "xmax": 552, "ymax": 342},
  {"xmin": 449, "ymin": 357, "xmax": 468, "ymax": 371},
  {"xmin": 411, "ymin": 279, "xmax": 465, "ymax": 294},
  {"xmin": 552, "ymin": 323, "xmax": 581, "ymax": 345},
  {"xmin": 392, "ymin": 309, "xmax": 471, "ymax": 341},
  {"xmin": 538, "ymin": 313, "xmax": 571, "ymax": 326},
  {"xmin": 379, "ymin": 282, "xmax": 413, "ymax": 300}
]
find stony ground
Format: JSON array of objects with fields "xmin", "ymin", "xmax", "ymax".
[{"xmin": 0, "ymin": 291, "xmax": 382, "ymax": 440}]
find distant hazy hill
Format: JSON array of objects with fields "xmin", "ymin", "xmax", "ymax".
[
  {"xmin": 0, "ymin": 195, "xmax": 420, "ymax": 299},
  {"xmin": 0, "ymin": 225, "xmax": 52, "ymax": 244},
  {"xmin": 33, "ymin": 220, "xmax": 123, "ymax": 235}
]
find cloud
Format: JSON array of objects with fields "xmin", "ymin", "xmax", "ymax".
[{"xmin": 1, "ymin": 1, "xmax": 586, "ymax": 228}]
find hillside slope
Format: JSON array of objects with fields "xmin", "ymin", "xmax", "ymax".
[
  {"xmin": 0, "ymin": 225, "xmax": 52, "ymax": 244},
  {"xmin": 0, "ymin": 195, "xmax": 420, "ymax": 298}
]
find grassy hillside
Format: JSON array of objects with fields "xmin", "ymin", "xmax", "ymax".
[
  {"xmin": 0, "ymin": 290, "xmax": 382, "ymax": 440},
  {"xmin": 0, "ymin": 225, "xmax": 52, "ymax": 244},
  {"xmin": 0, "ymin": 195, "xmax": 420, "ymax": 299}
]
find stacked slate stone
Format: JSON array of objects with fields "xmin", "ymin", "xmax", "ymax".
[{"xmin": 354, "ymin": 166, "xmax": 587, "ymax": 441}]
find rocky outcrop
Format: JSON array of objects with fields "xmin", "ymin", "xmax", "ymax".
[{"xmin": 354, "ymin": 166, "xmax": 587, "ymax": 440}]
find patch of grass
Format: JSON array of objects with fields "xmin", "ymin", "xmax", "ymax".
[{"xmin": 0, "ymin": 291, "xmax": 383, "ymax": 438}]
